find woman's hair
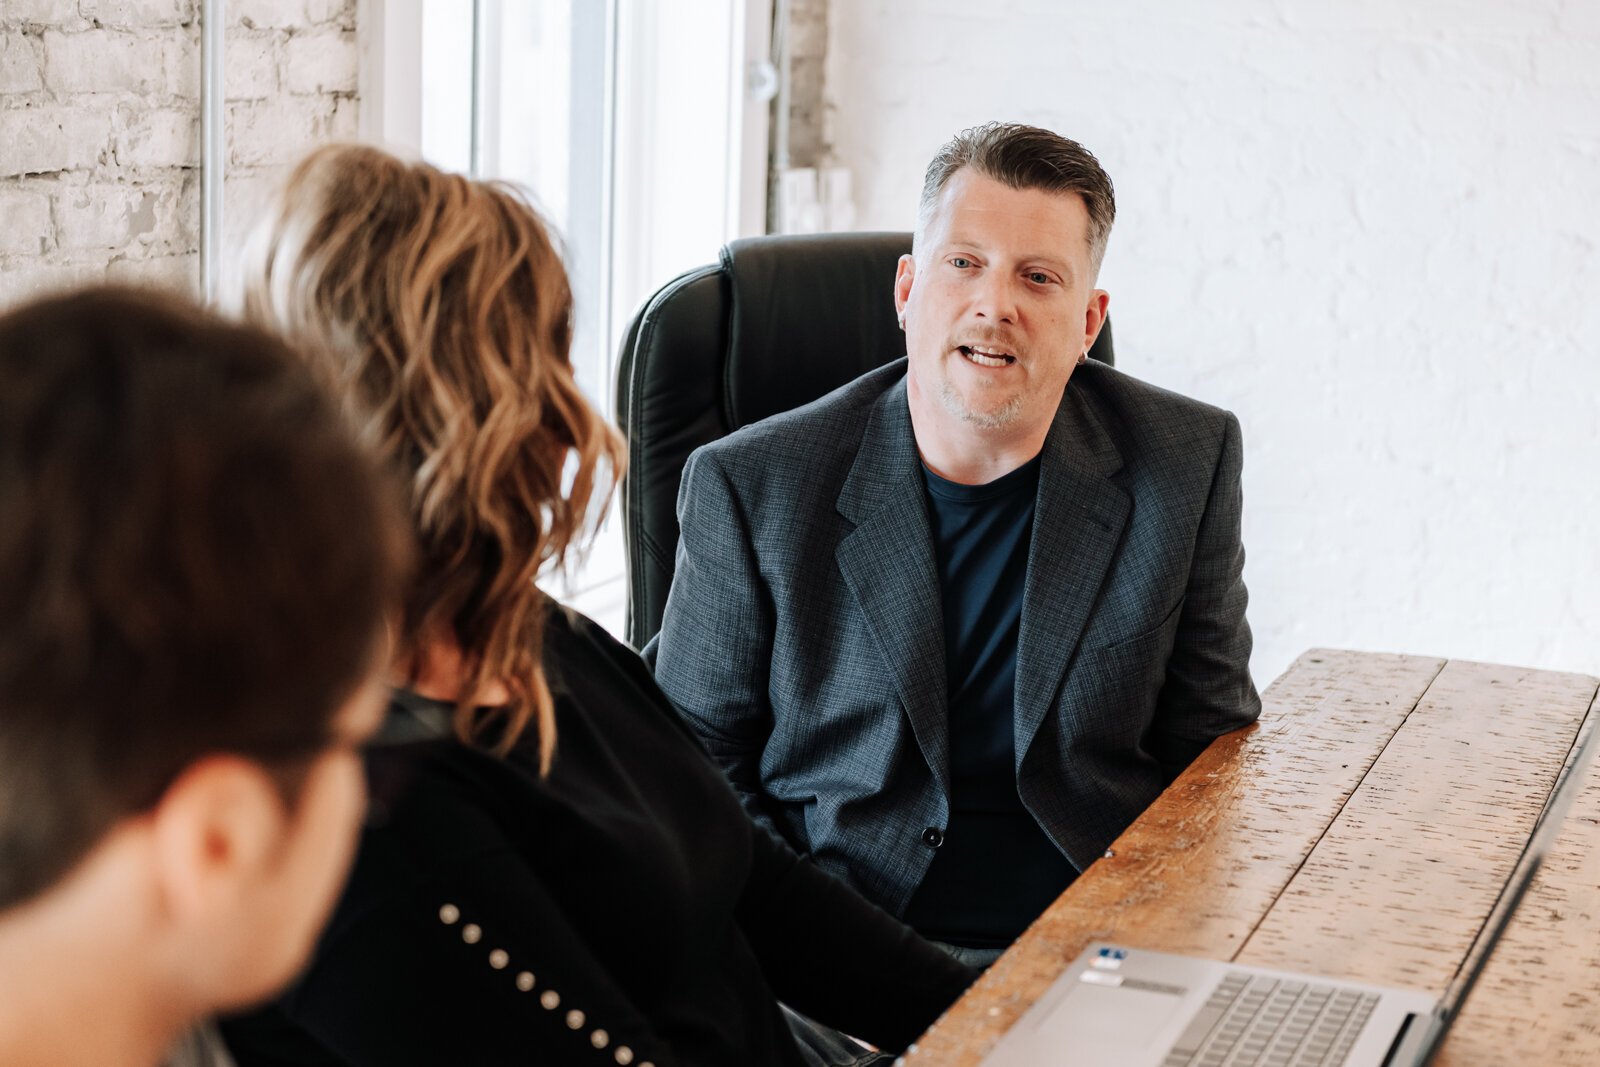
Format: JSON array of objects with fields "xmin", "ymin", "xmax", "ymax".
[{"xmin": 236, "ymin": 144, "xmax": 624, "ymax": 772}]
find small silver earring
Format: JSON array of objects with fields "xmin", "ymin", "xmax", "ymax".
[
  {"xmin": 897, "ymin": 314, "xmax": 906, "ymax": 331},
  {"xmin": 1077, "ymin": 350, "xmax": 1088, "ymax": 366}
]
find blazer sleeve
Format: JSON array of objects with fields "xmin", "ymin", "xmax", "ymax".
[
  {"xmin": 647, "ymin": 446, "xmax": 784, "ymax": 832},
  {"xmin": 735, "ymin": 822, "xmax": 978, "ymax": 1053},
  {"xmin": 1149, "ymin": 410, "xmax": 1262, "ymax": 776},
  {"xmin": 278, "ymin": 821, "xmax": 684, "ymax": 1067}
]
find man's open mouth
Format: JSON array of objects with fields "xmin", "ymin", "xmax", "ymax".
[{"xmin": 958, "ymin": 345, "xmax": 1016, "ymax": 367}]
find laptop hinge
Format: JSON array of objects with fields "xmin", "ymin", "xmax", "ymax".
[{"xmin": 1382, "ymin": 1010, "xmax": 1448, "ymax": 1066}]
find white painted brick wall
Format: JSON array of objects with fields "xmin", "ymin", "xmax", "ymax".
[
  {"xmin": 0, "ymin": 0, "xmax": 358, "ymax": 305},
  {"xmin": 231, "ymin": 0, "xmax": 312, "ymax": 32},
  {"xmin": 4, "ymin": 0, "xmax": 90, "ymax": 25},
  {"xmin": 78, "ymin": 0, "xmax": 194, "ymax": 28},
  {"xmin": 115, "ymin": 106, "xmax": 195, "ymax": 168},
  {"xmin": 226, "ymin": 30, "xmax": 279, "ymax": 99},
  {"xmin": 0, "ymin": 189, "xmax": 51, "ymax": 255},
  {"xmin": 283, "ymin": 28, "xmax": 355, "ymax": 95},
  {"xmin": 784, "ymin": 0, "xmax": 829, "ymax": 168},
  {"xmin": 823, "ymin": 0, "xmax": 1600, "ymax": 684},
  {"xmin": 0, "ymin": 30, "xmax": 43, "ymax": 94},
  {"xmin": 304, "ymin": 0, "xmax": 356, "ymax": 31},
  {"xmin": 41, "ymin": 29, "xmax": 187, "ymax": 96},
  {"xmin": 0, "ymin": 106, "xmax": 114, "ymax": 176}
]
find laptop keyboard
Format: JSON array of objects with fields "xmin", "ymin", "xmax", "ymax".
[{"xmin": 1159, "ymin": 972, "xmax": 1380, "ymax": 1067}]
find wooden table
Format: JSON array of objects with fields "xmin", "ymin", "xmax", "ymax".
[{"xmin": 903, "ymin": 650, "xmax": 1600, "ymax": 1066}]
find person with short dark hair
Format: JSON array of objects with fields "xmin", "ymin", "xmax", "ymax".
[
  {"xmin": 651, "ymin": 122, "xmax": 1263, "ymax": 964},
  {"xmin": 0, "ymin": 287, "xmax": 406, "ymax": 1067},
  {"xmin": 219, "ymin": 144, "xmax": 974, "ymax": 1067}
]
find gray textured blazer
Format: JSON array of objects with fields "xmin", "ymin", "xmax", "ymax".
[{"xmin": 647, "ymin": 358, "xmax": 1260, "ymax": 916}]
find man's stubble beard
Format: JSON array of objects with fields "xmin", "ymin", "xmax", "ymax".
[{"xmin": 938, "ymin": 376, "xmax": 1025, "ymax": 431}]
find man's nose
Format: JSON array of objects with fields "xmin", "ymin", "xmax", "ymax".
[{"xmin": 972, "ymin": 270, "xmax": 1019, "ymax": 324}]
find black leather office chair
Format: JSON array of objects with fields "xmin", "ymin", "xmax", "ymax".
[{"xmin": 614, "ymin": 230, "xmax": 1114, "ymax": 649}]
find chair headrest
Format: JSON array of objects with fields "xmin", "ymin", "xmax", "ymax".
[{"xmin": 721, "ymin": 231, "xmax": 911, "ymax": 429}]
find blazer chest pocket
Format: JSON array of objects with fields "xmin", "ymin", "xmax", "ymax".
[
  {"xmin": 1077, "ymin": 597, "xmax": 1184, "ymax": 721},
  {"xmin": 1084, "ymin": 593, "xmax": 1184, "ymax": 657}
]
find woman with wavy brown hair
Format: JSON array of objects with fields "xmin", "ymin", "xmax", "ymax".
[{"xmin": 218, "ymin": 144, "xmax": 973, "ymax": 1067}]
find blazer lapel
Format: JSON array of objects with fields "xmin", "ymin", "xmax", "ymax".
[
  {"xmin": 835, "ymin": 380, "xmax": 951, "ymax": 797},
  {"xmin": 1014, "ymin": 378, "xmax": 1130, "ymax": 764}
]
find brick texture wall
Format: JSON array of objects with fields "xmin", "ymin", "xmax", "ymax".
[
  {"xmin": 0, "ymin": 0, "xmax": 357, "ymax": 308},
  {"xmin": 783, "ymin": 0, "xmax": 828, "ymax": 169},
  {"xmin": 822, "ymin": 1, "xmax": 1600, "ymax": 682}
]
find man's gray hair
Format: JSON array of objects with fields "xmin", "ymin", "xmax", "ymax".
[{"xmin": 915, "ymin": 122, "xmax": 1117, "ymax": 274}]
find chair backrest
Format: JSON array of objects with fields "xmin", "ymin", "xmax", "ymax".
[{"xmin": 614, "ymin": 230, "xmax": 1114, "ymax": 648}]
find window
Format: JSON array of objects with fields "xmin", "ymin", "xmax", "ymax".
[{"xmin": 362, "ymin": 0, "xmax": 772, "ymax": 635}]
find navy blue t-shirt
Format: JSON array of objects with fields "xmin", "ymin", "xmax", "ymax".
[{"xmin": 901, "ymin": 455, "xmax": 1077, "ymax": 948}]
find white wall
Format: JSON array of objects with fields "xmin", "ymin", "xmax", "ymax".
[
  {"xmin": 823, "ymin": 0, "xmax": 1600, "ymax": 685},
  {"xmin": 0, "ymin": 0, "xmax": 359, "ymax": 306}
]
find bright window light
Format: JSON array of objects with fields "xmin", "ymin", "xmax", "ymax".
[{"xmin": 406, "ymin": 0, "xmax": 770, "ymax": 639}]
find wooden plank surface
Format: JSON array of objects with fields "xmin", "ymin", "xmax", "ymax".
[
  {"xmin": 1238, "ymin": 660, "xmax": 1598, "ymax": 990},
  {"xmin": 903, "ymin": 652, "xmax": 1600, "ymax": 1067},
  {"xmin": 1433, "ymin": 691, "xmax": 1600, "ymax": 1066},
  {"xmin": 903, "ymin": 648, "xmax": 1445, "ymax": 1065}
]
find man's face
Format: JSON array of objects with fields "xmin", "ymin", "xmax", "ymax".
[
  {"xmin": 895, "ymin": 169, "xmax": 1108, "ymax": 439},
  {"xmin": 227, "ymin": 672, "xmax": 388, "ymax": 1006}
]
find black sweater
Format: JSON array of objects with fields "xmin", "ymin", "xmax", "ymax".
[{"xmin": 223, "ymin": 606, "xmax": 974, "ymax": 1066}]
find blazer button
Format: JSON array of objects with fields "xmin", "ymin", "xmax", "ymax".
[{"xmin": 921, "ymin": 827, "xmax": 944, "ymax": 848}]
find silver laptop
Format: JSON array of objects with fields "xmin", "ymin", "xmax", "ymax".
[{"xmin": 981, "ymin": 710, "xmax": 1599, "ymax": 1067}]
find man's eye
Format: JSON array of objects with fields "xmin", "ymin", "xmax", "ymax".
[
  {"xmin": 1027, "ymin": 272, "xmax": 1052, "ymax": 285},
  {"xmin": 950, "ymin": 257, "xmax": 972, "ymax": 269}
]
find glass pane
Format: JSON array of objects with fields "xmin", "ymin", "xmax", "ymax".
[
  {"xmin": 496, "ymin": 2, "xmax": 574, "ymax": 233},
  {"xmin": 493, "ymin": 0, "xmax": 608, "ymax": 409},
  {"xmin": 608, "ymin": 0, "xmax": 742, "ymax": 365},
  {"xmin": 412, "ymin": 0, "xmax": 754, "ymax": 632},
  {"xmin": 419, "ymin": 1, "xmax": 473, "ymax": 174}
]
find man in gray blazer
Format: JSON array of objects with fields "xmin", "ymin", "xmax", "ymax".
[{"xmin": 649, "ymin": 123, "xmax": 1260, "ymax": 961}]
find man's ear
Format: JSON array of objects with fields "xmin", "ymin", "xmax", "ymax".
[
  {"xmin": 1083, "ymin": 289, "xmax": 1110, "ymax": 354},
  {"xmin": 149, "ymin": 756, "xmax": 287, "ymax": 923},
  {"xmin": 894, "ymin": 254, "xmax": 916, "ymax": 325}
]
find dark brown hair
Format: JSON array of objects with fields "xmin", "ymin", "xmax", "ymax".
[
  {"xmin": 237, "ymin": 144, "xmax": 625, "ymax": 773},
  {"xmin": 0, "ymin": 286, "xmax": 406, "ymax": 911},
  {"xmin": 917, "ymin": 122, "xmax": 1117, "ymax": 272}
]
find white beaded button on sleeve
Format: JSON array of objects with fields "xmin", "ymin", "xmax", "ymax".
[{"xmin": 441, "ymin": 903, "xmax": 647, "ymax": 1062}]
